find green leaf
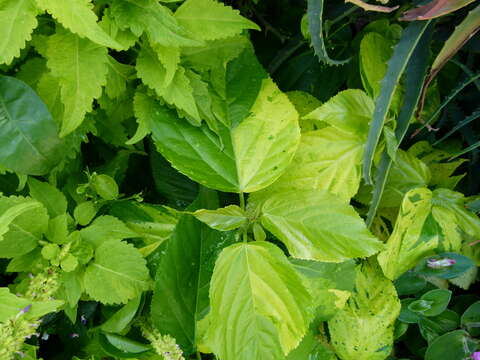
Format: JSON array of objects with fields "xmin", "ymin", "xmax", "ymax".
[
  {"xmin": 0, "ymin": 76, "xmax": 65, "ymax": 175},
  {"xmin": 99, "ymin": 332, "xmax": 152, "ymax": 357},
  {"xmin": 260, "ymin": 190, "xmax": 383, "ymax": 262},
  {"xmin": 28, "ymin": 177, "xmax": 67, "ymax": 217},
  {"xmin": 0, "ymin": 287, "xmax": 62, "ymax": 322},
  {"xmin": 151, "ymin": 51, "xmax": 300, "ymax": 193},
  {"xmin": 252, "ymin": 127, "xmax": 365, "ymax": 203},
  {"xmin": 74, "ymin": 201, "xmax": 97, "ymax": 226},
  {"xmin": 151, "ymin": 189, "xmax": 236, "ymax": 353},
  {"xmin": 461, "ymin": 301, "xmax": 480, "ymax": 336},
  {"xmin": 98, "ymin": 9, "xmax": 138, "ymax": 51},
  {"xmin": 415, "ymin": 289, "xmax": 452, "ymax": 317},
  {"xmin": 304, "ymin": 89, "xmax": 373, "ymax": 136},
  {"xmin": 192, "ymin": 205, "xmax": 247, "ymax": 231},
  {"xmin": 109, "ymin": 201, "xmax": 179, "ymax": 246},
  {"xmin": 151, "ymin": 44, "xmax": 180, "ymax": 88},
  {"xmin": 84, "ymin": 240, "xmax": 150, "ymax": 304},
  {"xmin": 182, "ymin": 35, "xmax": 249, "ymax": 72},
  {"xmin": 418, "ymin": 310, "xmax": 460, "ymax": 342},
  {"xmin": 80, "ymin": 216, "xmax": 137, "ymax": 248},
  {"xmin": 45, "ymin": 29, "xmax": 109, "ymax": 136},
  {"xmin": 174, "ymin": 0, "xmax": 259, "ymax": 41},
  {"xmin": 136, "ymin": 44, "xmax": 200, "ymax": 123},
  {"xmin": 414, "ymin": 252, "xmax": 475, "ymax": 280},
  {"xmin": 104, "ymin": 56, "xmax": 136, "ymax": 99},
  {"xmin": 291, "ymin": 259, "xmax": 356, "ymax": 320},
  {"xmin": 58, "ymin": 270, "xmax": 83, "ymax": 308},
  {"xmin": 307, "ymin": 0, "xmax": 349, "ymax": 65},
  {"xmin": 101, "ymin": 296, "xmax": 141, "ymax": 334},
  {"xmin": 366, "ymin": 24, "xmax": 434, "ymax": 225},
  {"xmin": 360, "ymin": 33, "xmax": 400, "ymax": 108},
  {"xmin": 0, "ymin": 196, "xmax": 48, "ymax": 258},
  {"xmin": 91, "ymin": 173, "xmax": 119, "ymax": 200},
  {"xmin": 362, "ymin": 20, "xmax": 432, "ymax": 184},
  {"xmin": 424, "ymin": 330, "xmax": 477, "ymax": 360},
  {"xmin": 0, "ymin": 0, "xmax": 39, "ymax": 65},
  {"xmin": 381, "ymin": 149, "xmax": 431, "ymax": 208},
  {"xmin": 328, "ymin": 261, "xmax": 400, "ymax": 360},
  {"xmin": 110, "ymin": 0, "xmax": 199, "ymax": 47},
  {"xmin": 206, "ymin": 242, "xmax": 311, "ymax": 359},
  {"xmin": 35, "ymin": 0, "xmax": 122, "ymax": 49},
  {"xmin": 377, "ymin": 188, "xmax": 438, "ymax": 280}
]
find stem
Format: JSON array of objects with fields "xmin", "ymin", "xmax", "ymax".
[
  {"xmin": 239, "ymin": 192, "xmax": 245, "ymax": 211},
  {"xmin": 196, "ymin": 351, "xmax": 202, "ymax": 360},
  {"xmin": 239, "ymin": 192, "xmax": 248, "ymax": 243}
]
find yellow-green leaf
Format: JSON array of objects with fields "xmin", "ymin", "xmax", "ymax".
[
  {"xmin": 0, "ymin": 0, "xmax": 39, "ymax": 65},
  {"xmin": 206, "ymin": 242, "xmax": 311, "ymax": 359},
  {"xmin": 261, "ymin": 190, "xmax": 384, "ymax": 262},
  {"xmin": 377, "ymin": 188, "xmax": 437, "ymax": 280},
  {"xmin": 175, "ymin": 0, "xmax": 260, "ymax": 41},
  {"xmin": 328, "ymin": 261, "xmax": 400, "ymax": 360}
]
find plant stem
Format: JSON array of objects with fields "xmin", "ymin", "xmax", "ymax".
[
  {"xmin": 239, "ymin": 192, "xmax": 245, "ymax": 211},
  {"xmin": 196, "ymin": 351, "xmax": 202, "ymax": 360}
]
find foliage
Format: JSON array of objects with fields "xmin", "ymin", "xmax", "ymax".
[{"xmin": 0, "ymin": 0, "xmax": 479, "ymax": 359}]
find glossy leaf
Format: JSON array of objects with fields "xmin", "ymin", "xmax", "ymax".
[
  {"xmin": 261, "ymin": 190, "xmax": 383, "ymax": 262},
  {"xmin": 0, "ymin": 76, "xmax": 65, "ymax": 174}
]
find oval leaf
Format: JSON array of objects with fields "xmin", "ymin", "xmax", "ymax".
[{"xmin": 0, "ymin": 76, "xmax": 64, "ymax": 175}]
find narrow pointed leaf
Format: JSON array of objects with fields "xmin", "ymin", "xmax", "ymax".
[
  {"xmin": 363, "ymin": 20, "xmax": 431, "ymax": 184},
  {"xmin": 307, "ymin": 0, "xmax": 350, "ymax": 65}
]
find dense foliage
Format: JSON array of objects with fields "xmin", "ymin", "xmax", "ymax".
[{"xmin": 0, "ymin": 0, "xmax": 479, "ymax": 359}]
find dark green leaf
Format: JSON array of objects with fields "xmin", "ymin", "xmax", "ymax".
[
  {"xmin": 0, "ymin": 75, "xmax": 65, "ymax": 175},
  {"xmin": 150, "ymin": 188, "xmax": 236, "ymax": 353},
  {"xmin": 424, "ymin": 330, "xmax": 477, "ymax": 360}
]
